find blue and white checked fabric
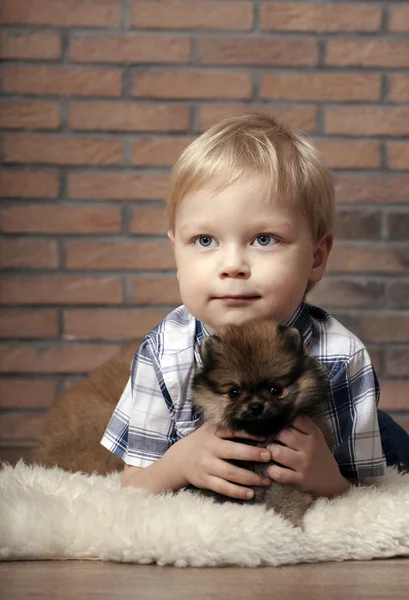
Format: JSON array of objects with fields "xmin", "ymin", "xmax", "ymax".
[{"xmin": 101, "ymin": 302, "xmax": 386, "ymax": 480}]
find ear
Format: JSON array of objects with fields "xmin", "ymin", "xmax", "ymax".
[
  {"xmin": 167, "ymin": 230, "xmax": 178, "ymax": 279},
  {"xmin": 309, "ymin": 233, "xmax": 333, "ymax": 284},
  {"xmin": 167, "ymin": 230, "xmax": 175, "ymax": 248},
  {"xmin": 277, "ymin": 325, "xmax": 304, "ymax": 356},
  {"xmin": 200, "ymin": 335, "xmax": 222, "ymax": 367}
]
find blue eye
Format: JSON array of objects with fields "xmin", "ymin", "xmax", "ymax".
[
  {"xmin": 254, "ymin": 234, "xmax": 275, "ymax": 247},
  {"xmin": 195, "ymin": 236, "xmax": 215, "ymax": 247}
]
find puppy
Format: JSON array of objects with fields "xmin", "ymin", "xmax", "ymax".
[
  {"xmin": 191, "ymin": 319, "xmax": 335, "ymax": 526},
  {"xmin": 33, "ymin": 344, "xmax": 136, "ymax": 475}
]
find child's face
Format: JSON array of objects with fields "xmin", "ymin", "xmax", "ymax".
[{"xmin": 169, "ymin": 175, "xmax": 331, "ymax": 331}]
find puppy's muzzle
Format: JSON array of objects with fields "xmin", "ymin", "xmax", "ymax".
[{"xmin": 241, "ymin": 402, "xmax": 265, "ymax": 419}]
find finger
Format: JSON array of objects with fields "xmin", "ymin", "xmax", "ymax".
[
  {"xmin": 217, "ymin": 461, "xmax": 271, "ymax": 488},
  {"xmin": 216, "ymin": 427, "xmax": 266, "ymax": 443},
  {"xmin": 274, "ymin": 427, "xmax": 306, "ymax": 451},
  {"xmin": 268, "ymin": 443, "xmax": 300, "ymax": 470},
  {"xmin": 266, "ymin": 464, "xmax": 300, "ymax": 486},
  {"xmin": 220, "ymin": 439, "xmax": 271, "ymax": 463},
  {"xmin": 206, "ymin": 475, "xmax": 256, "ymax": 501},
  {"xmin": 291, "ymin": 415, "xmax": 316, "ymax": 435}
]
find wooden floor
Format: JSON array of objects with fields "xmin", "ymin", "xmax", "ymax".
[{"xmin": 1, "ymin": 559, "xmax": 409, "ymax": 599}]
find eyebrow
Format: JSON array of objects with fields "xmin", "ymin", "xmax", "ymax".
[
  {"xmin": 251, "ymin": 220, "xmax": 293, "ymax": 231},
  {"xmin": 178, "ymin": 220, "xmax": 293, "ymax": 232},
  {"xmin": 178, "ymin": 222, "xmax": 212, "ymax": 233}
]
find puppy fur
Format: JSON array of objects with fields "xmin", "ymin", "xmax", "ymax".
[
  {"xmin": 191, "ymin": 320, "xmax": 335, "ymax": 526},
  {"xmin": 34, "ymin": 344, "xmax": 137, "ymax": 475}
]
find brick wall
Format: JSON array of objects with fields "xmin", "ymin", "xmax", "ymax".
[{"xmin": 1, "ymin": 0, "xmax": 408, "ymax": 462}]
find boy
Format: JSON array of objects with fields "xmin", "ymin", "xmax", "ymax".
[{"xmin": 101, "ymin": 114, "xmax": 408, "ymax": 500}]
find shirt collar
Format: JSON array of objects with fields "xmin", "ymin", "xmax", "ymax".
[{"xmin": 284, "ymin": 300, "xmax": 313, "ymax": 348}]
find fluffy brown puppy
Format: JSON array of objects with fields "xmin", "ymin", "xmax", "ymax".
[
  {"xmin": 34, "ymin": 344, "xmax": 137, "ymax": 475},
  {"xmin": 191, "ymin": 320, "xmax": 335, "ymax": 526}
]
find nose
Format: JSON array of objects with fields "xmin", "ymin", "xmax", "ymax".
[
  {"xmin": 246, "ymin": 403, "xmax": 264, "ymax": 418},
  {"xmin": 219, "ymin": 245, "xmax": 250, "ymax": 279}
]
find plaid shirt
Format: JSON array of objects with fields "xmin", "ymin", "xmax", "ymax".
[{"xmin": 101, "ymin": 302, "xmax": 386, "ymax": 480}]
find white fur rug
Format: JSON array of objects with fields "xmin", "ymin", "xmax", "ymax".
[{"xmin": 1, "ymin": 461, "xmax": 409, "ymax": 567}]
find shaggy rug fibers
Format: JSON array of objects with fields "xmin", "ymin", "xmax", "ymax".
[{"xmin": 0, "ymin": 461, "xmax": 409, "ymax": 567}]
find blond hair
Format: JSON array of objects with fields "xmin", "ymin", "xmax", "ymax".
[{"xmin": 167, "ymin": 113, "xmax": 335, "ymax": 243}]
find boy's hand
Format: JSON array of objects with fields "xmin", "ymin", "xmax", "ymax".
[
  {"xmin": 266, "ymin": 416, "xmax": 350, "ymax": 498},
  {"xmin": 167, "ymin": 424, "xmax": 272, "ymax": 500}
]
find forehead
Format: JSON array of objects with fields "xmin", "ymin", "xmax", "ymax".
[{"xmin": 175, "ymin": 176, "xmax": 303, "ymax": 230}]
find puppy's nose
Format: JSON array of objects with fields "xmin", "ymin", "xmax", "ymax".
[{"xmin": 247, "ymin": 403, "xmax": 264, "ymax": 417}]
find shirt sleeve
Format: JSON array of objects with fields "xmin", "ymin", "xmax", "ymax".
[
  {"xmin": 329, "ymin": 348, "xmax": 386, "ymax": 480},
  {"xmin": 100, "ymin": 337, "xmax": 178, "ymax": 468}
]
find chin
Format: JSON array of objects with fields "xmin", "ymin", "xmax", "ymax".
[{"xmin": 214, "ymin": 311, "xmax": 257, "ymax": 328}]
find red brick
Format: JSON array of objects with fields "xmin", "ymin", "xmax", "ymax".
[
  {"xmin": 0, "ymin": 413, "xmax": 45, "ymax": 440},
  {"xmin": 326, "ymin": 40, "xmax": 409, "ymax": 67},
  {"xmin": 326, "ymin": 107, "xmax": 409, "ymax": 136},
  {"xmin": 0, "ymin": 343, "xmax": 123, "ymax": 373},
  {"xmin": 315, "ymin": 140, "xmax": 380, "ymax": 169},
  {"xmin": 389, "ymin": 74, "xmax": 409, "ymax": 103},
  {"xmin": 129, "ymin": 206, "xmax": 168, "ymax": 234},
  {"xmin": 198, "ymin": 104, "xmax": 318, "ymax": 133},
  {"xmin": 0, "ymin": 101, "xmax": 60, "ymax": 130},
  {"xmin": 261, "ymin": 73, "xmax": 380, "ymax": 101},
  {"xmin": 199, "ymin": 38, "xmax": 318, "ymax": 66},
  {"xmin": 65, "ymin": 240, "xmax": 175, "ymax": 271},
  {"xmin": 0, "ymin": 205, "xmax": 122, "ymax": 234},
  {"xmin": 0, "ymin": 0, "xmax": 120, "ymax": 27},
  {"xmin": 0, "ymin": 379, "xmax": 56, "ymax": 409},
  {"xmin": 0, "ymin": 31, "xmax": 61, "ymax": 60},
  {"xmin": 379, "ymin": 381, "xmax": 409, "ymax": 411},
  {"xmin": 0, "ymin": 276, "xmax": 122, "ymax": 305},
  {"xmin": 64, "ymin": 309, "xmax": 168, "ymax": 340},
  {"xmin": 327, "ymin": 244, "xmax": 409, "ymax": 274},
  {"xmin": 351, "ymin": 315, "xmax": 409, "ymax": 344},
  {"xmin": 131, "ymin": 137, "xmax": 192, "ymax": 166},
  {"xmin": 0, "ymin": 239, "xmax": 58, "ymax": 269},
  {"xmin": 132, "ymin": 69, "xmax": 252, "ymax": 99},
  {"xmin": 70, "ymin": 34, "xmax": 191, "ymax": 63},
  {"xmin": 387, "ymin": 213, "xmax": 409, "ymax": 241},
  {"xmin": 0, "ymin": 309, "xmax": 58, "ymax": 338},
  {"xmin": 69, "ymin": 102, "xmax": 190, "ymax": 132},
  {"xmin": 131, "ymin": 277, "xmax": 181, "ymax": 305},
  {"xmin": 68, "ymin": 173, "xmax": 169, "ymax": 200},
  {"xmin": 388, "ymin": 142, "xmax": 409, "ymax": 171},
  {"xmin": 307, "ymin": 279, "xmax": 383, "ymax": 309},
  {"xmin": 387, "ymin": 281, "xmax": 409, "ymax": 308},
  {"xmin": 389, "ymin": 5, "xmax": 409, "ymax": 32},
  {"xmin": 386, "ymin": 348, "xmax": 409, "ymax": 377},
  {"xmin": 261, "ymin": 3, "xmax": 381, "ymax": 32},
  {"xmin": 0, "ymin": 170, "xmax": 59, "ymax": 198},
  {"xmin": 2, "ymin": 65, "xmax": 122, "ymax": 97},
  {"xmin": 336, "ymin": 210, "xmax": 382, "ymax": 240},
  {"xmin": 2, "ymin": 135, "xmax": 124, "ymax": 166},
  {"xmin": 131, "ymin": 1, "xmax": 253, "ymax": 30},
  {"xmin": 335, "ymin": 174, "xmax": 409, "ymax": 205}
]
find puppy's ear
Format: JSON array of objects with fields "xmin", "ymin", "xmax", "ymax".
[
  {"xmin": 277, "ymin": 325, "xmax": 304, "ymax": 356},
  {"xmin": 200, "ymin": 335, "xmax": 222, "ymax": 368}
]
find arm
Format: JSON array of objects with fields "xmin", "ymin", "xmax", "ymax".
[
  {"xmin": 123, "ymin": 423, "xmax": 273, "ymax": 500},
  {"xmin": 266, "ymin": 416, "xmax": 351, "ymax": 498},
  {"xmin": 102, "ymin": 337, "xmax": 272, "ymax": 499},
  {"xmin": 266, "ymin": 348, "xmax": 385, "ymax": 496}
]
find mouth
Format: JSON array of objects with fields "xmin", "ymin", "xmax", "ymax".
[{"xmin": 214, "ymin": 295, "xmax": 261, "ymax": 305}]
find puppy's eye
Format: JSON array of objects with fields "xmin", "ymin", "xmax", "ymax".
[
  {"xmin": 269, "ymin": 385, "xmax": 283, "ymax": 397},
  {"xmin": 228, "ymin": 388, "xmax": 242, "ymax": 400}
]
